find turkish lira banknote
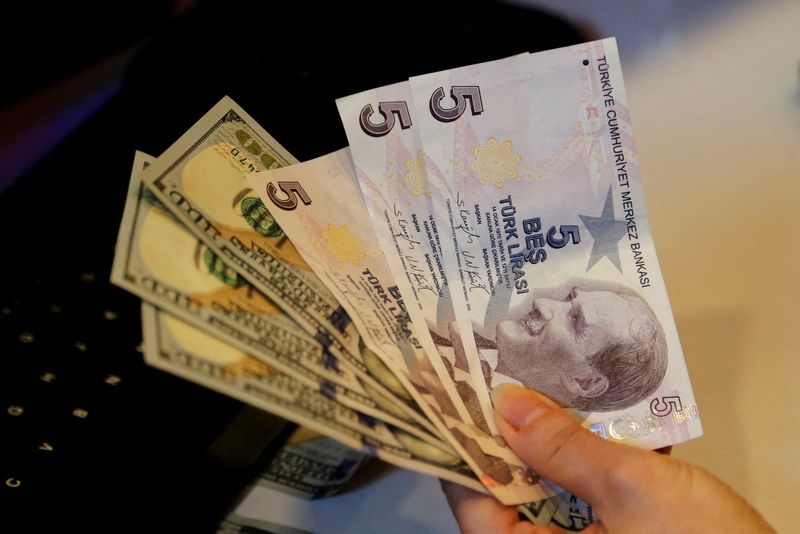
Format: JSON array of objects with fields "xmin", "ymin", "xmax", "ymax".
[
  {"xmin": 407, "ymin": 37, "xmax": 701, "ymax": 448},
  {"xmin": 336, "ymin": 77, "xmax": 558, "ymax": 502}
]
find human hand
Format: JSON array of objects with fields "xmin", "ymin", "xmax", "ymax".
[{"xmin": 441, "ymin": 385, "xmax": 775, "ymax": 533}]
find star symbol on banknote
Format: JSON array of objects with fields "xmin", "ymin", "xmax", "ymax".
[{"xmin": 579, "ymin": 187, "xmax": 627, "ymax": 272}]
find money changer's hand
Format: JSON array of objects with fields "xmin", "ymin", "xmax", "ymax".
[{"xmin": 442, "ymin": 386, "xmax": 775, "ymax": 534}]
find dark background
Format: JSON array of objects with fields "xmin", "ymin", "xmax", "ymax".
[{"xmin": 0, "ymin": 1, "xmax": 585, "ymax": 530}]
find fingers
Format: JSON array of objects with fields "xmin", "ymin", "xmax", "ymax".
[
  {"xmin": 493, "ymin": 385, "xmax": 639, "ymax": 506},
  {"xmin": 440, "ymin": 480, "xmax": 558, "ymax": 534},
  {"xmin": 441, "ymin": 480, "xmax": 529, "ymax": 534}
]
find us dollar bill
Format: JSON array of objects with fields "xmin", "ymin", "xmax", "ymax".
[
  {"xmin": 139, "ymin": 97, "xmax": 365, "ymax": 382},
  {"xmin": 409, "ymin": 38, "xmax": 702, "ymax": 449},
  {"xmin": 140, "ymin": 301, "xmax": 484, "ymax": 492},
  {"xmin": 112, "ymin": 152, "xmax": 445, "ymax": 445},
  {"xmin": 248, "ymin": 149, "xmax": 551, "ymax": 507},
  {"xmin": 256, "ymin": 426, "xmax": 368, "ymax": 499},
  {"xmin": 218, "ymin": 514, "xmax": 310, "ymax": 534}
]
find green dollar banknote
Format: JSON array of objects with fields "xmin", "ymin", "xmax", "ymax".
[
  {"xmin": 140, "ymin": 97, "xmax": 365, "ymax": 383},
  {"xmin": 140, "ymin": 301, "xmax": 482, "ymax": 490},
  {"xmin": 112, "ymin": 152, "xmax": 446, "ymax": 444},
  {"xmin": 255, "ymin": 426, "xmax": 368, "ymax": 499}
]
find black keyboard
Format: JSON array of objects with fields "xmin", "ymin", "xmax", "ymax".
[{"xmin": 0, "ymin": 266, "xmax": 139, "ymax": 504}]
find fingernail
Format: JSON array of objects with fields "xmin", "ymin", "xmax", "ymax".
[
  {"xmin": 492, "ymin": 384, "xmax": 550, "ymax": 431},
  {"xmin": 490, "ymin": 383, "xmax": 520, "ymax": 405}
]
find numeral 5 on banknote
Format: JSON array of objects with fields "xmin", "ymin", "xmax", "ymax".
[{"xmin": 357, "ymin": 85, "xmax": 483, "ymax": 137}]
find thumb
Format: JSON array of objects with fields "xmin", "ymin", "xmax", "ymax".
[{"xmin": 493, "ymin": 384, "xmax": 640, "ymax": 506}]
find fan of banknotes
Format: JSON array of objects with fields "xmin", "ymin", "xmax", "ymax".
[{"xmin": 111, "ymin": 38, "xmax": 702, "ymax": 530}]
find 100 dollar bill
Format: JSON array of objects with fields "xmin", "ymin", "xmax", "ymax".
[
  {"xmin": 140, "ymin": 97, "xmax": 365, "ymax": 378},
  {"xmin": 112, "ymin": 152, "xmax": 444, "ymax": 444},
  {"xmin": 256, "ymin": 426, "xmax": 368, "ymax": 499},
  {"xmin": 140, "ymin": 302, "xmax": 483, "ymax": 491}
]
